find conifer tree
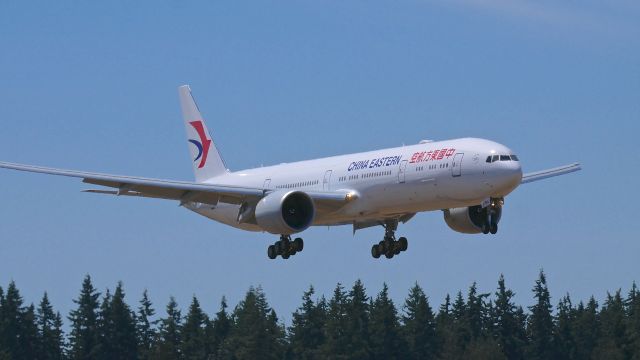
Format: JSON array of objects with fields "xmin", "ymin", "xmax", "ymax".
[
  {"xmin": 572, "ymin": 297, "xmax": 599, "ymax": 359},
  {"xmin": 593, "ymin": 290, "xmax": 627, "ymax": 359},
  {"xmin": 493, "ymin": 275, "xmax": 526, "ymax": 359},
  {"xmin": 435, "ymin": 293, "xmax": 452, "ymax": 357},
  {"xmin": 153, "ymin": 296, "xmax": 182, "ymax": 360},
  {"xmin": 553, "ymin": 294, "xmax": 576, "ymax": 359},
  {"xmin": 21, "ymin": 303, "xmax": 39, "ymax": 360},
  {"xmin": 37, "ymin": 292, "xmax": 65, "ymax": 360},
  {"xmin": 322, "ymin": 283, "xmax": 349, "ymax": 359},
  {"xmin": 181, "ymin": 296, "xmax": 208, "ymax": 359},
  {"xmin": 345, "ymin": 280, "xmax": 370, "ymax": 360},
  {"xmin": 401, "ymin": 283, "xmax": 436, "ymax": 360},
  {"xmin": 223, "ymin": 286, "xmax": 284, "ymax": 359},
  {"xmin": 527, "ymin": 270, "xmax": 555, "ymax": 360},
  {"xmin": 136, "ymin": 289, "xmax": 157, "ymax": 360},
  {"xmin": 289, "ymin": 286, "xmax": 326, "ymax": 359},
  {"xmin": 68, "ymin": 275, "xmax": 101, "ymax": 359},
  {"xmin": 100, "ymin": 282, "xmax": 137, "ymax": 359},
  {"xmin": 207, "ymin": 297, "xmax": 231, "ymax": 360},
  {"xmin": 626, "ymin": 282, "xmax": 640, "ymax": 359},
  {"xmin": 0, "ymin": 282, "xmax": 23, "ymax": 358},
  {"xmin": 369, "ymin": 283, "xmax": 405, "ymax": 359}
]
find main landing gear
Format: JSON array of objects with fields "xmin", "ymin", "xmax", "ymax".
[
  {"xmin": 371, "ymin": 220, "xmax": 408, "ymax": 259},
  {"xmin": 267, "ymin": 235, "xmax": 304, "ymax": 260}
]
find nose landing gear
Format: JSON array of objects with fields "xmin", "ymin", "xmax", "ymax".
[
  {"xmin": 481, "ymin": 198, "xmax": 502, "ymax": 235},
  {"xmin": 371, "ymin": 220, "xmax": 408, "ymax": 259},
  {"xmin": 267, "ymin": 235, "xmax": 304, "ymax": 259}
]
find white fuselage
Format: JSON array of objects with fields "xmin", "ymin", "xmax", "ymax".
[{"xmin": 185, "ymin": 137, "xmax": 523, "ymax": 232}]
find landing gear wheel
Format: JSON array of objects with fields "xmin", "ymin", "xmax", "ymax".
[
  {"xmin": 482, "ymin": 223, "xmax": 490, "ymax": 234},
  {"xmin": 267, "ymin": 245, "xmax": 277, "ymax": 259},
  {"xmin": 371, "ymin": 245, "xmax": 381, "ymax": 259},
  {"xmin": 398, "ymin": 237, "xmax": 408, "ymax": 252},
  {"xmin": 282, "ymin": 251, "xmax": 290, "ymax": 259},
  {"xmin": 490, "ymin": 222, "xmax": 498, "ymax": 234},
  {"xmin": 293, "ymin": 238, "xmax": 304, "ymax": 252},
  {"xmin": 385, "ymin": 251, "xmax": 394, "ymax": 259}
]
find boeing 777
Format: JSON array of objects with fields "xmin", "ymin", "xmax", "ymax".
[{"xmin": 0, "ymin": 86, "xmax": 581, "ymax": 260}]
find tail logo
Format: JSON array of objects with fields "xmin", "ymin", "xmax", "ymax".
[{"xmin": 188, "ymin": 121, "xmax": 212, "ymax": 169}]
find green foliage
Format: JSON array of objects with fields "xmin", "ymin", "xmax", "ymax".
[
  {"xmin": 68, "ymin": 275, "xmax": 101, "ymax": 359},
  {"xmin": 1, "ymin": 274, "xmax": 640, "ymax": 359},
  {"xmin": 401, "ymin": 283, "xmax": 436, "ymax": 359},
  {"xmin": 136, "ymin": 289, "xmax": 157, "ymax": 360},
  {"xmin": 288, "ymin": 286, "xmax": 326, "ymax": 360}
]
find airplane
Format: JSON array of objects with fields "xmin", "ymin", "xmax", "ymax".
[{"xmin": 0, "ymin": 85, "xmax": 581, "ymax": 260}]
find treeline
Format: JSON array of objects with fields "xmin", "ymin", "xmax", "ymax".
[{"xmin": 0, "ymin": 272, "xmax": 639, "ymax": 359}]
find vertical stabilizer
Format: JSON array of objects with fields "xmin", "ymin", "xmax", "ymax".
[{"xmin": 178, "ymin": 85, "xmax": 228, "ymax": 182}]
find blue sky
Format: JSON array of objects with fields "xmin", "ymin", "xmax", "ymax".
[{"xmin": 0, "ymin": 1, "xmax": 638, "ymax": 322}]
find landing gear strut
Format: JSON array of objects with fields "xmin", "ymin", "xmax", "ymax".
[
  {"xmin": 481, "ymin": 198, "xmax": 502, "ymax": 235},
  {"xmin": 371, "ymin": 220, "xmax": 408, "ymax": 259},
  {"xmin": 267, "ymin": 235, "xmax": 304, "ymax": 260}
]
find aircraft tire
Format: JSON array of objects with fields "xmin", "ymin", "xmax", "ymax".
[
  {"xmin": 385, "ymin": 251, "xmax": 394, "ymax": 259},
  {"xmin": 482, "ymin": 223, "xmax": 490, "ymax": 234},
  {"xmin": 267, "ymin": 245, "xmax": 277, "ymax": 259},
  {"xmin": 490, "ymin": 223, "xmax": 498, "ymax": 234},
  {"xmin": 294, "ymin": 238, "xmax": 304, "ymax": 252},
  {"xmin": 372, "ymin": 245, "xmax": 381, "ymax": 259},
  {"xmin": 398, "ymin": 237, "xmax": 408, "ymax": 252}
]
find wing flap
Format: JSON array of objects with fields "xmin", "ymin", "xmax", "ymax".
[{"xmin": 521, "ymin": 163, "xmax": 581, "ymax": 184}]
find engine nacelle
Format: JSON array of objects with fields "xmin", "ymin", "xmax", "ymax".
[
  {"xmin": 443, "ymin": 205, "xmax": 502, "ymax": 234},
  {"xmin": 255, "ymin": 190, "xmax": 315, "ymax": 235}
]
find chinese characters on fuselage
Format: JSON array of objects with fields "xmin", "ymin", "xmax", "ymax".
[{"xmin": 409, "ymin": 148, "xmax": 456, "ymax": 164}]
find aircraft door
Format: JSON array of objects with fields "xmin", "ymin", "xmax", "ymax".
[
  {"xmin": 323, "ymin": 170, "xmax": 332, "ymax": 191},
  {"xmin": 397, "ymin": 160, "xmax": 408, "ymax": 183},
  {"xmin": 452, "ymin": 153, "xmax": 464, "ymax": 177},
  {"xmin": 263, "ymin": 178, "xmax": 271, "ymax": 189}
]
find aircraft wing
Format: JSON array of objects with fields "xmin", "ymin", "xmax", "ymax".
[
  {"xmin": 521, "ymin": 163, "xmax": 581, "ymax": 184},
  {"xmin": 0, "ymin": 161, "xmax": 352, "ymax": 207}
]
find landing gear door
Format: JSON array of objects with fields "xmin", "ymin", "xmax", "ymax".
[
  {"xmin": 452, "ymin": 153, "xmax": 464, "ymax": 177},
  {"xmin": 397, "ymin": 160, "xmax": 408, "ymax": 183},
  {"xmin": 323, "ymin": 170, "xmax": 332, "ymax": 191}
]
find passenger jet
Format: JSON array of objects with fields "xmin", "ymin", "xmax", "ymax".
[{"xmin": 0, "ymin": 86, "xmax": 581, "ymax": 260}]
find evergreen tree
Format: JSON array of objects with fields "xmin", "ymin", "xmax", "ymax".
[
  {"xmin": 401, "ymin": 283, "xmax": 436, "ymax": 360},
  {"xmin": 526, "ymin": 270, "xmax": 555, "ymax": 360},
  {"xmin": 207, "ymin": 297, "xmax": 231, "ymax": 360},
  {"xmin": 345, "ymin": 279, "xmax": 370, "ymax": 360},
  {"xmin": 21, "ymin": 303, "xmax": 39, "ymax": 360},
  {"xmin": 593, "ymin": 290, "xmax": 627, "ymax": 359},
  {"xmin": 321, "ymin": 283, "xmax": 349, "ymax": 359},
  {"xmin": 222, "ymin": 286, "xmax": 285, "ymax": 360},
  {"xmin": 181, "ymin": 296, "xmax": 208, "ymax": 360},
  {"xmin": 493, "ymin": 275, "xmax": 525, "ymax": 359},
  {"xmin": 288, "ymin": 286, "xmax": 326, "ymax": 359},
  {"xmin": 553, "ymin": 294, "xmax": 576, "ymax": 359},
  {"xmin": 97, "ymin": 289, "xmax": 113, "ymax": 358},
  {"xmin": 99, "ymin": 282, "xmax": 137, "ymax": 359},
  {"xmin": 153, "ymin": 296, "xmax": 182, "ymax": 360},
  {"xmin": 37, "ymin": 292, "xmax": 65, "ymax": 360},
  {"xmin": 435, "ymin": 293, "xmax": 452, "ymax": 358},
  {"xmin": 626, "ymin": 282, "xmax": 640, "ymax": 359},
  {"xmin": 572, "ymin": 297, "xmax": 599, "ymax": 359},
  {"xmin": 136, "ymin": 289, "xmax": 157, "ymax": 360},
  {"xmin": 68, "ymin": 275, "xmax": 101, "ymax": 359},
  {"xmin": 369, "ymin": 283, "xmax": 405, "ymax": 359}
]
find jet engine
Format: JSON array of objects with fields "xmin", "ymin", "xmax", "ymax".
[
  {"xmin": 255, "ymin": 190, "xmax": 315, "ymax": 234},
  {"xmin": 443, "ymin": 205, "xmax": 502, "ymax": 234}
]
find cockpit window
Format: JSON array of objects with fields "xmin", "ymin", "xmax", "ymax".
[
  {"xmin": 500, "ymin": 155, "xmax": 510, "ymax": 161},
  {"xmin": 492, "ymin": 155, "xmax": 499, "ymax": 162},
  {"xmin": 510, "ymin": 155, "xmax": 519, "ymax": 161},
  {"xmin": 486, "ymin": 156, "xmax": 492, "ymax": 163}
]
